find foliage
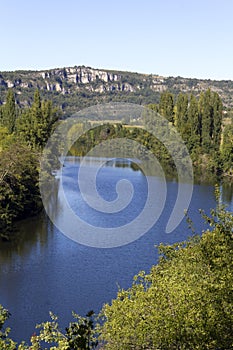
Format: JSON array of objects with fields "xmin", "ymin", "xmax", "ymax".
[
  {"xmin": 0, "ymin": 308, "xmax": 98, "ymax": 350},
  {"xmin": 99, "ymin": 201, "xmax": 233, "ymax": 349},
  {"xmin": 30, "ymin": 310, "xmax": 98, "ymax": 350},
  {"xmin": 16, "ymin": 90, "xmax": 60, "ymax": 149},
  {"xmin": 221, "ymin": 121, "xmax": 233, "ymax": 174},
  {"xmin": 147, "ymin": 90, "xmax": 225, "ymax": 177},
  {"xmin": 0, "ymin": 90, "xmax": 59, "ymax": 238},
  {"xmin": 199, "ymin": 89, "xmax": 223, "ymax": 152},
  {"xmin": 0, "ymin": 90, "xmax": 17, "ymax": 134},
  {"xmin": 69, "ymin": 123, "xmax": 176, "ymax": 177},
  {"xmin": 0, "ymin": 142, "xmax": 41, "ymax": 239},
  {"xmin": 159, "ymin": 91, "xmax": 174, "ymax": 123},
  {"xmin": 0, "ymin": 305, "xmax": 17, "ymax": 349}
]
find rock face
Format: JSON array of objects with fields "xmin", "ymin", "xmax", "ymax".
[
  {"xmin": 39, "ymin": 66, "xmax": 122, "ymax": 86},
  {"xmin": 0, "ymin": 65, "xmax": 233, "ymax": 111},
  {"xmin": 0, "ymin": 66, "xmax": 129, "ymax": 94}
]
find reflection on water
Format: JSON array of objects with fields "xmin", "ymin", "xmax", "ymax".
[
  {"xmin": 0, "ymin": 157, "xmax": 232, "ymax": 343},
  {"xmin": 221, "ymin": 181, "xmax": 233, "ymax": 211}
]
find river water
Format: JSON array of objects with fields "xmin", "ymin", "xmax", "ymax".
[{"xmin": 0, "ymin": 157, "xmax": 232, "ymax": 343}]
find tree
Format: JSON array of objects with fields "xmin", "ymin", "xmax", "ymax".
[
  {"xmin": 0, "ymin": 307, "xmax": 98, "ymax": 349},
  {"xmin": 175, "ymin": 92, "xmax": 191, "ymax": 143},
  {"xmin": 0, "ymin": 142, "xmax": 40, "ymax": 238},
  {"xmin": 212, "ymin": 91, "xmax": 223, "ymax": 149},
  {"xmin": 198, "ymin": 89, "xmax": 223, "ymax": 153},
  {"xmin": 1, "ymin": 89, "xmax": 17, "ymax": 134},
  {"xmin": 199, "ymin": 89, "xmax": 213, "ymax": 152},
  {"xmin": 99, "ymin": 203, "xmax": 233, "ymax": 349},
  {"xmin": 221, "ymin": 122, "xmax": 233, "ymax": 174},
  {"xmin": 159, "ymin": 91, "xmax": 174, "ymax": 123},
  {"xmin": 147, "ymin": 103, "xmax": 159, "ymax": 113},
  {"xmin": 188, "ymin": 93, "xmax": 201, "ymax": 149},
  {"xmin": 30, "ymin": 311, "xmax": 98, "ymax": 349},
  {"xmin": 16, "ymin": 90, "xmax": 59, "ymax": 149},
  {"xmin": 0, "ymin": 305, "xmax": 17, "ymax": 349}
]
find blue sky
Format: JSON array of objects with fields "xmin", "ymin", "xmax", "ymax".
[{"xmin": 1, "ymin": 0, "xmax": 233, "ymax": 80}]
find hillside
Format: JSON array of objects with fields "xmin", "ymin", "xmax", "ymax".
[{"xmin": 0, "ymin": 65, "xmax": 233, "ymax": 115}]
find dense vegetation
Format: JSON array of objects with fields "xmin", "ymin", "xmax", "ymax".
[
  {"xmin": 1, "ymin": 65, "xmax": 233, "ymax": 114},
  {"xmin": 1, "ymin": 88, "xmax": 233, "ymax": 239},
  {"xmin": 99, "ymin": 199, "xmax": 233, "ymax": 350},
  {"xmin": 0, "ymin": 200, "xmax": 232, "ymax": 349},
  {"xmin": 0, "ymin": 87, "xmax": 232, "ymax": 348},
  {"xmin": 0, "ymin": 89, "xmax": 59, "ymax": 239},
  {"xmin": 69, "ymin": 89, "xmax": 233, "ymax": 178},
  {"xmin": 147, "ymin": 90, "xmax": 233, "ymax": 178}
]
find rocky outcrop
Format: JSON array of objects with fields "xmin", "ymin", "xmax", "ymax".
[
  {"xmin": 39, "ymin": 66, "xmax": 121, "ymax": 85},
  {"xmin": 0, "ymin": 66, "xmax": 125, "ymax": 94},
  {"xmin": 1, "ymin": 65, "xmax": 233, "ymax": 110}
]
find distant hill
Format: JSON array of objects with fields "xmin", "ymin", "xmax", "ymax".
[{"xmin": 0, "ymin": 65, "xmax": 233, "ymax": 115}]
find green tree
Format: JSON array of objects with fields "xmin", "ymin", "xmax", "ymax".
[
  {"xmin": 31, "ymin": 311, "xmax": 98, "ymax": 349},
  {"xmin": 199, "ymin": 89, "xmax": 213, "ymax": 152},
  {"xmin": 99, "ymin": 204, "xmax": 233, "ymax": 350},
  {"xmin": 212, "ymin": 91, "xmax": 223, "ymax": 149},
  {"xmin": 0, "ymin": 305, "xmax": 18, "ymax": 349},
  {"xmin": 0, "ymin": 142, "xmax": 41, "ymax": 238},
  {"xmin": 0, "ymin": 306, "xmax": 98, "ymax": 349},
  {"xmin": 1, "ymin": 89, "xmax": 17, "ymax": 134},
  {"xmin": 188, "ymin": 93, "xmax": 201, "ymax": 149},
  {"xmin": 16, "ymin": 90, "xmax": 59, "ymax": 149},
  {"xmin": 159, "ymin": 91, "xmax": 174, "ymax": 123},
  {"xmin": 175, "ymin": 92, "xmax": 191, "ymax": 143},
  {"xmin": 221, "ymin": 122, "xmax": 233, "ymax": 174},
  {"xmin": 198, "ymin": 89, "xmax": 223, "ymax": 153},
  {"xmin": 147, "ymin": 103, "xmax": 159, "ymax": 113}
]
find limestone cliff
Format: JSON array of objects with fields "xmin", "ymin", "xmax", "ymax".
[{"xmin": 0, "ymin": 65, "xmax": 233, "ymax": 114}]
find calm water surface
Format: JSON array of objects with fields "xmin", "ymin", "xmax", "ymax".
[{"xmin": 0, "ymin": 158, "xmax": 232, "ymax": 343}]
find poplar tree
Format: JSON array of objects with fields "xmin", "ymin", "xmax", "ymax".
[
  {"xmin": 1, "ymin": 89, "xmax": 17, "ymax": 134},
  {"xmin": 199, "ymin": 89, "xmax": 213, "ymax": 152},
  {"xmin": 188, "ymin": 94, "xmax": 201, "ymax": 149},
  {"xmin": 159, "ymin": 91, "xmax": 174, "ymax": 123},
  {"xmin": 175, "ymin": 93, "xmax": 189, "ymax": 139},
  {"xmin": 221, "ymin": 123, "xmax": 233, "ymax": 173},
  {"xmin": 212, "ymin": 92, "xmax": 223, "ymax": 149}
]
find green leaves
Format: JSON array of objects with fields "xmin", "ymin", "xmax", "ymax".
[
  {"xmin": 0, "ymin": 142, "xmax": 41, "ymax": 238},
  {"xmin": 159, "ymin": 91, "xmax": 174, "ymax": 124},
  {"xmin": 0, "ymin": 90, "xmax": 59, "ymax": 238},
  {"xmin": 99, "ymin": 207, "xmax": 233, "ymax": 350},
  {"xmin": 30, "ymin": 310, "xmax": 98, "ymax": 350},
  {"xmin": 16, "ymin": 90, "xmax": 59, "ymax": 149},
  {"xmin": 0, "ymin": 90, "xmax": 17, "ymax": 134},
  {"xmin": 221, "ymin": 122, "xmax": 233, "ymax": 174}
]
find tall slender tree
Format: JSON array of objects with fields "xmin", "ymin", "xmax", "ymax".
[
  {"xmin": 1, "ymin": 89, "xmax": 17, "ymax": 134},
  {"xmin": 159, "ymin": 91, "xmax": 174, "ymax": 124},
  {"xmin": 199, "ymin": 89, "xmax": 213, "ymax": 152},
  {"xmin": 212, "ymin": 92, "xmax": 223, "ymax": 149},
  {"xmin": 175, "ymin": 93, "xmax": 189, "ymax": 140},
  {"xmin": 221, "ymin": 123, "xmax": 233, "ymax": 173},
  {"xmin": 188, "ymin": 94, "xmax": 201, "ymax": 149}
]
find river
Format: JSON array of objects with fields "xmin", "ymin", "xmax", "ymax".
[{"xmin": 0, "ymin": 157, "xmax": 232, "ymax": 343}]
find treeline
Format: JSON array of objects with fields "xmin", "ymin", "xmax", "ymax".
[
  {"xmin": 70, "ymin": 90, "xmax": 233, "ymax": 179},
  {"xmin": 0, "ymin": 88, "xmax": 232, "ymax": 238},
  {"xmin": 69, "ymin": 123, "xmax": 176, "ymax": 177},
  {"xmin": 0, "ymin": 90, "xmax": 59, "ymax": 239},
  {"xmin": 148, "ymin": 89, "xmax": 233, "ymax": 177},
  {"xmin": 0, "ymin": 203, "xmax": 232, "ymax": 349}
]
